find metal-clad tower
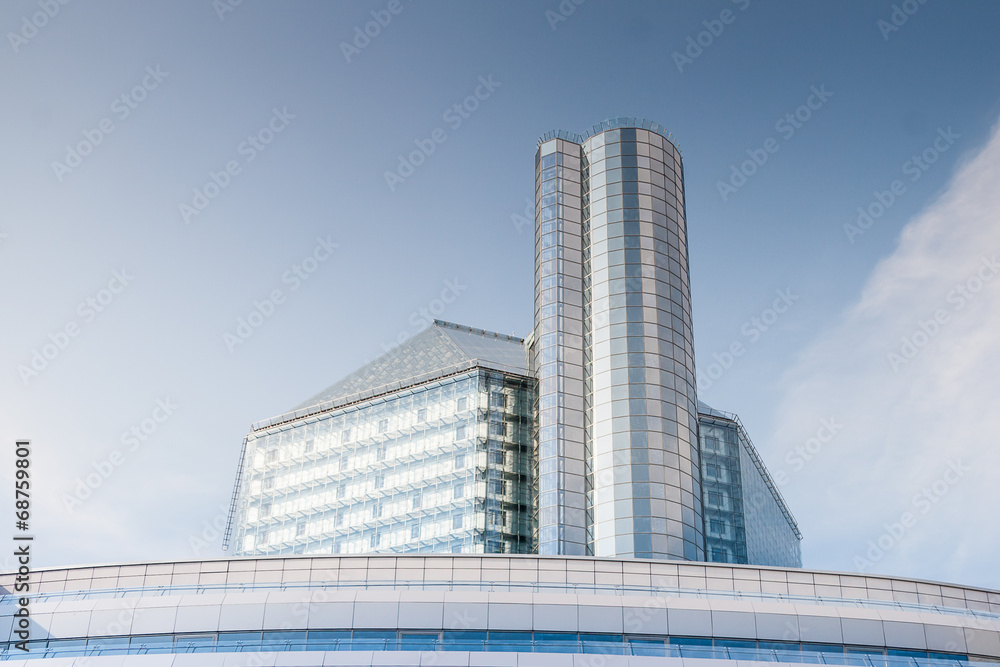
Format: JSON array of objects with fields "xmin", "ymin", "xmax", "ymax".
[{"xmin": 532, "ymin": 118, "xmax": 703, "ymax": 560}]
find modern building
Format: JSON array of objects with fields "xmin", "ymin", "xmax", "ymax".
[
  {"xmin": 3, "ymin": 555, "xmax": 999, "ymax": 667},
  {"xmin": 532, "ymin": 119, "xmax": 700, "ymax": 561},
  {"xmin": 227, "ymin": 321, "xmax": 535, "ymax": 557},
  {"xmin": 226, "ymin": 118, "xmax": 802, "ymax": 568},
  {"xmin": 2, "ymin": 119, "xmax": 994, "ymax": 667},
  {"xmin": 697, "ymin": 404, "xmax": 801, "ymax": 567}
]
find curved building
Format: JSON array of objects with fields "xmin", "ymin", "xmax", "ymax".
[
  {"xmin": 533, "ymin": 118, "xmax": 702, "ymax": 560},
  {"xmin": 3, "ymin": 555, "xmax": 999, "ymax": 666},
  {"xmin": 224, "ymin": 118, "xmax": 800, "ymax": 568}
]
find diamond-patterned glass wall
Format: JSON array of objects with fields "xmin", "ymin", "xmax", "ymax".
[{"xmin": 234, "ymin": 369, "xmax": 533, "ymax": 556}]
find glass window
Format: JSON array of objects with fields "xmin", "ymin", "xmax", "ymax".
[
  {"xmin": 261, "ymin": 631, "xmax": 307, "ymax": 650},
  {"xmin": 352, "ymin": 631, "xmax": 396, "ymax": 651},
  {"xmin": 535, "ymin": 632, "xmax": 580, "ymax": 653},
  {"xmin": 399, "ymin": 633, "xmax": 438, "ymax": 651},
  {"xmin": 580, "ymin": 634, "xmax": 624, "ymax": 655},
  {"xmin": 86, "ymin": 636, "xmax": 130, "ymax": 655},
  {"xmin": 174, "ymin": 634, "xmax": 216, "ymax": 653},
  {"xmin": 719, "ymin": 639, "xmax": 760, "ymax": 660},
  {"xmin": 217, "ymin": 632, "xmax": 261, "ymax": 651},
  {"xmin": 444, "ymin": 631, "xmax": 487, "ymax": 652},
  {"xmin": 629, "ymin": 638, "xmax": 668, "ymax": 657},
  {"xmin": 488, "ymin": 632, "xmax": 533, "ymax": 653},
  {"xmin": 129, "ymin": 636, "xmax": 175, "ymax": 655},
  {"xmin": 306, "ymin": 630, "xmax": 350, "ymax": 651}
]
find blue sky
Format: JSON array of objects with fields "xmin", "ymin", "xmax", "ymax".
[{"xmin": 2, "ymin": 1, "xmax": 1000, "ymax": 588}]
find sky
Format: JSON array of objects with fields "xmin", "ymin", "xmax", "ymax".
[{"xmin": 1, "ymin": 0, "xmax": 999, "ymax": 590}]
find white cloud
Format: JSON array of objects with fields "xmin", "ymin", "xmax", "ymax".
[{"xmin": 774, "ymin": 118, "xmax": 1000, "ymax": 589}]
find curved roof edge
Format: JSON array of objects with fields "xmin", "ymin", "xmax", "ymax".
[
  {"xmin": 4, "ymin": 554, "xmax": 998, "ymax": 601},
  {"xmin": 537, "ymin": 117, "xmax": 681, "ymax": 150}
]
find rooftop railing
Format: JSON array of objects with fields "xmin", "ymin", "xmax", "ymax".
[{"xmin": 3, "ymin": 578, "xmax": 997, "ymax": 622}]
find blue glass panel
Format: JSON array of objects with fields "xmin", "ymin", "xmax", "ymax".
[
  {"xmin": 534, "ymin": 632, "xmax": 580, "ymax": 653},
  {"xmin": 444, "ymin": 631, "xmax": 487, "ymax": 652},
  {"xmin": 629, "ymin": 638, "xmax": 668, "ymax": 657},
  {"xmin": 581, "ymin": 633, "xmax": 625, "ymax": 655},
  {"xmin": 352, "ymin": 631, "xmax": 396, "ymax": 651},
  {"xmin": 399, "ymin": 633, "xmax": 438, "ymax": 651},
  {"xmin": 261, "ymin": 630, "xmax": 307, "ymax": 650},
  {"xmin": 307, "ymin": 630, "xmax": 351, "ymax": 651},
  {"xmin": 174, "ymin": 635, "xmax": 216, "ymax": 654},
  {"xmin": 488, "ymin": 631, "xmax": 533, "ymax": 652}
]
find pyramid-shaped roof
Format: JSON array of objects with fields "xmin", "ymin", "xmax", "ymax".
[
  {"xmin": 697, "ymin": 400, "xmax": 732, "ymax": 419},
  {"xmin": 292, "ymin": 320, "xmax": 528, "ymax": 412}
]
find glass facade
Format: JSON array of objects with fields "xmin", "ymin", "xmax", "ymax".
[
  {"xmin": 7, "ymin": 556, "xmax": 998, "ymax": 667},
  {"xmin": 532, "ymin": 140, "xmax": 587, "ymax": 556},
  {"xmin": 231, "ymin": 323, "xmax": 534, "ymax": 556},
  {"xmin": 698, "ymin": 407, "xmax": 802, "ymax": 567},
  {"xmin": 227, "ymin": 120, "xmax": 801, "ymax": 567},
  {"xmin": 2, "ymin": 630, "xmax": 978, "ymax": 664},
  {"xmin": 534, "ymin": 119, "xmax": 703, "ymax": 560}
]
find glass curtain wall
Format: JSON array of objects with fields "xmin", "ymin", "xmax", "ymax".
[
  {"xmin": 234, "ymin": 369, "xmax": 533, "ymax": 556},
  {"xmin": 535, "ymin": 120, "xmax": 703, "ymax": 561}
]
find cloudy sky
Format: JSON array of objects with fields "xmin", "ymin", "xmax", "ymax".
[{"xmin": 2, "ymin": 1, "xmax": 999, "ymax": 589}]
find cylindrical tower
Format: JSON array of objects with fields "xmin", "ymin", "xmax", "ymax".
[{"xmin": 533, "ymin": 118, "xmax": 703, "ymax": 560}]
